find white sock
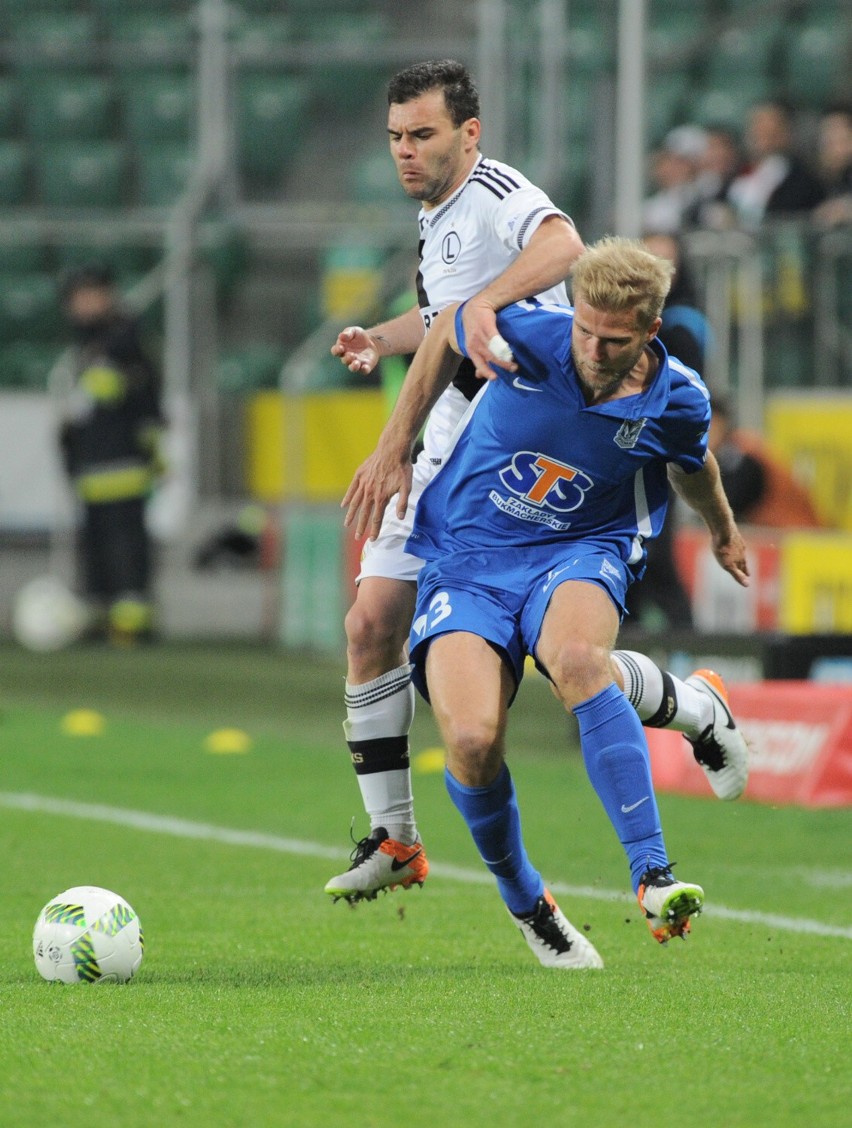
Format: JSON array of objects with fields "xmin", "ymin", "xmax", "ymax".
[
  {"xmin": 612, "ymin": 650, "xmax": 713, "ymax": 738},
  {"xmin": 343, "ymin": 664, "xmax": 418, "ymax": 844}
]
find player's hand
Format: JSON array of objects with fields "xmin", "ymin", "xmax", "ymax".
[
  {"xmin": 330, "ymin": 326, "xmax": 379, "ymax": 375},
  {"xmin": 711, "ymin": 527, "xmax": 750, "ymax": 587},
  {"xmin": 342, "ymin": 449, "xmax": 413, "ymax": 541},
  {"xmin": 461, "ymin": 298, "xmax": 518, "ymax": 380}
]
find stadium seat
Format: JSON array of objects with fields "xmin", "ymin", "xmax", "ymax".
[
  {"xmin": 646, "ymin": 71, "xmax": 691, "ymax": 145},
  {"xmin": 197, "ymin": 219, "xmax": 249, "ymax": 303},
  {"xmin": 0, "ymin": 340, "xmax": 62, "ymax": 390},
  {"xmin": 703, "ymin": 24, "xmax": 780, "ymax": 90},
  {"xmin": 0, "ymin": 77, "xmax": 17, "ymax": 135},
  {"xmin": 8, "ymin": 12, "xmax": 99, "ymax": 70},
  {"xmin": 134, "ymin": 144, "xmax": 195, "ymax": 206},
  {"xmin": 91, "ymin": 0, "xmax": 193, "ymax": 14},
  {"xmin": 689, "ymin": 81, "xmax": 771, "ymax": 130},
  {"xmin": 123, "ymin": 73, "xmax": 196, "ymax": 143},
  {"xmin": 232, "ymin": 13, "xmax": 291, "ymax": 62},
  {"xmin": 104, "ymin": 11, "xmax": 194, "ymax": 66},
  {"xmin": 33, "ymin": 142, "xmax": 126, "ymax": 208},
  {"xmin": 782, "ymin": 15, "xmax": 851, "ymax": 108},
  {"xmin": 55, "ymin": 244, "xmax": 157, "ymax": 280},
  {"xmin": 564, "ymin": 7, "xmax": 614, "ymax": 73},
  {"xmin": 0, "ymin": 236, "xmax": 46, "ymax": 273},
  {"xmin": 235, "ymin": 74, "xmax": 311, "ymax": 183},
  {"xmin": 0, "ymin": 140, "xmax": 28, "ymax": 204},
  {"xmin": 216, "ymin": 343, "xmax": 284, "ymax": 393},
  {"xmin": 0, "ymin": 272, "xmax": 61, "ymax": 340},
  {"xmin": 23, "ymin": 75, "xmax": 115, "ymax": 142},
  {"xmin": 646, "ymin": 7, "xmax": 709, "ymax": 67},
  {"xmin": 349, "ymin": 149, "xmax": 401, "ymax": 204}
]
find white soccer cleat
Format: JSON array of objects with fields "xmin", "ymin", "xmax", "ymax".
[
  {"xmin": 638, "ymin": 865, "xmax": 704, "ymax": 944},
  {"xmin": 324, "ymin": 827, "xmax": 429, "ymax": 904},
  {"xmin": 686, "ymin": 669, "xmax": 749, "ymax": 801},
  {"xmin": 511, "ymin": 890, "xmax": 603, "ymax": 969}
]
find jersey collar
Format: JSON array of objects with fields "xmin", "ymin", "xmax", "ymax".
[
  {"xmin": 419, "ymin": 154, "xmax": 485, "ymax": 229},
  {"xmin": 572, "ymin": 336, "xmax": 672, "ymax": 420}
]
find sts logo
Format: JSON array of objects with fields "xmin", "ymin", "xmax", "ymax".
[{"xmin": 491, "ymin": 451, "xmax": 593, "ymax": 530}]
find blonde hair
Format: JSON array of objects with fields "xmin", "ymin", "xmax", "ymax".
[{"xmin": 570, "ymin": 236, "xmax": 675, "ymax": 328}]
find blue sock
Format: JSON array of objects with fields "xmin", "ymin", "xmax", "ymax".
[
  {"xmin": 444, "ymin": 764, "xmax": 544, "ymax": 916},
  {"xmin": 574, "ymin": 682, "xmax": 669, "ymax": 892}
]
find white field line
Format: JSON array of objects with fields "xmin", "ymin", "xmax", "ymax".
[{"xmin": 3, "ymin": 791, "xmax": 851, "ymax": 941}]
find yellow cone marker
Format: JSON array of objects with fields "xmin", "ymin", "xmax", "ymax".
[
  {"xmin": 204, "ymin": 728, "xmax": 252, "ymax": 754},
  {"xmin": 61, "ymin": 709, "xmax": 106, "ymax": 736},
  {"xmin": 414, "ymin": 747, "xmax": 446, "ymax": 774}
]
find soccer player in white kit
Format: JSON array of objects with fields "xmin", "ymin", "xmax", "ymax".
[{"xmin": 325, "ymin": 61, "xmax": 747, "ymax": 904}]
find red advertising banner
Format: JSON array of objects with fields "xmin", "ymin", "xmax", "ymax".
[{"xmin": 647, "ymin": 682, "xmax": 852, "ymax": 807}]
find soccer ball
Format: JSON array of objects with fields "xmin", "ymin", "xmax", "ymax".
[
  {"xmin": 12, "ymin": 576, "xmax": 88, "ymax": 652},
  {"xmin": 33, "ymin": 886, "xmax": 144, "ymax": 984}
]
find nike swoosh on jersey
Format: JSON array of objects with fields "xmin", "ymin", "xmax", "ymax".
[
  {"xmin": 512, "ymin": 377, "xmax": 542, "ymax": 392},
  {"xmin": 391, "ymin": 848, "xmax": 423, "ymax": 872}
]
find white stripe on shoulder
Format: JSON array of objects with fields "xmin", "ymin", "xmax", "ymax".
[{"xmin": 668, "ymin": 356, "xmax": 709, "ymax": 397}]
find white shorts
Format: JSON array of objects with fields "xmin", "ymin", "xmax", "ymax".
[
  {"xmin": 357, "ymin": 383, "xmax": 479, "ymax": 584},
  {"xmin": 356, "ymin": 449, "xmax": 435, "ymax": 583}
]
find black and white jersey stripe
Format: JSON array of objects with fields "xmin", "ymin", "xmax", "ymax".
[{"xmin": 469, "ymin": 160, "xmax": 523, "ymax": 199}]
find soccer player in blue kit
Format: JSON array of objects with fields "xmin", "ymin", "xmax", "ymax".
[
  {"xmin": 325, "ymin": 60, "xmax": 748, "ymax": 907},
  {"xmin": 343, "ymin": 237, "xmax": 750, "ymax": 968}
]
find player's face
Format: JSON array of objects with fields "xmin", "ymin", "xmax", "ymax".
[
  {"xmin": 570, "ymin": 300, "xmax": 661, "ymax": 399},
  {"xmin": 387, "ymin": 90, "xmax": 480, "ymax": 209}
]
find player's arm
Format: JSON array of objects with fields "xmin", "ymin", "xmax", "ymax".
[
  {"xmin": 668, "ymin": 452, "xmax": 750, "ymax": 587},
  {"xmin": 461, "ymin": 215, "xmax": 584, "ymax": 379},
  {"xmin": 331, "ymin": 304, "xmax": 425, "ymax": 375},
  {"xmin": 342, "ymin": 305, "xmax": 462, "ymax": 540}
]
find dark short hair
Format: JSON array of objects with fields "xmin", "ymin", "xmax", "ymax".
[
  {"xmin": 387, "ymin": 60, "xmax": 480, "ymax": 127},
  {"xmin": 60, "ymin": 262, "xmax": 116, "ymax": 300}
]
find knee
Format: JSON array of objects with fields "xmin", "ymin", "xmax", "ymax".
[
  {"xmin": 345, "ymin": 597, "xmax": 401, "ymax": 654},
  {"xmin": 546, "ymin": 638, "xmax": 612, "ymax": 705},
  {"xmin": 441, "ymin": 716, "xmax": 502, "ymax": 786}
]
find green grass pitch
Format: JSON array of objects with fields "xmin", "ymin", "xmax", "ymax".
[{"xmin": 0, "ymin": 641, "xmax": 849, "ymax": 1127}]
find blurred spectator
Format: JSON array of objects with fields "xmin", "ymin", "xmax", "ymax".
[
  {"xmin": 642, "ymin": 125, "xmax": 708, "ymax": 234},
  {"xmin": 708, "ymin": 394, "xmax": 824, "ymax": 528},
  {"xmin": 56, "ymin": 264, "xmax": 166, "ymax": 645},
  {"xmin": 726, "ymin": 99, "xmax": 825, "ymax": 228},
  {"xmin": 642, "ymin": 232, "xmax": 712, "ymax": 373},
  {"xmin": 813, "ymin": 103, "xmax": 852, "ymax": 227},
  {"xmin": 684, "ymin": 124, "xmax": 745, "ymax": 230}
]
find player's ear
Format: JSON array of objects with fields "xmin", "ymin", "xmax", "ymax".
[
  {"xmin": 463, "ymin": 117, "xmax": 481, "ymax": 149},
  {"xmin": 647, "ymin": 316, "xmax": 663, "ymax": 341}
]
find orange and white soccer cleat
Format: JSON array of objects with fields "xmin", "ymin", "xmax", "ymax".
[
  {"xmin": 324, "ymin": 827, "xmax": 429, "ymax": 903},
  {"xmin": 686, "ymin": 668, "xmax": 749, "ymax": 801},
  {"xmin": 638, "ymin": 865, "xmax": 704, "ymax": 944}
]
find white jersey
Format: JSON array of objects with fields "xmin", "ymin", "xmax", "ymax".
[
  {"xmin": 359, "ymin": 153, "xmax": 572, "ymax": 582},
  {"xmin": 415, "ymin": 154, "xmax": 570, "ymax": 460}
]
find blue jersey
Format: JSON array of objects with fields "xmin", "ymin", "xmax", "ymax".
[{"xmin": 406, "ymin": 299, "xmax": 710, "ymax": 570}]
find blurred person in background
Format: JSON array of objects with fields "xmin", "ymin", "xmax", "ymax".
[
  {"xmin": 642, "ymin": 125, "xmax": 708, "ymax": 234},
  {"xmin": 813, "ymin": 103, "xmax": 852, "ymax": 227},
  {"xmin": 683, "ymin": 124, "xmax": 745, "ymax": 230},
  {"xmin": 56, "ymin": 264, "xmax": 166, "ymax": 645},
  {"xmin": 708, "ymin": 394, "xmax": 824, "ymax": 529},
  {"xmin": 726, "ymin": 99, "xmax": 825, "ymax": 228}
]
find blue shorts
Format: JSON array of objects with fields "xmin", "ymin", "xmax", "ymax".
[{"xmin": 409, "ymin": 541, "xmax": 637, "ymax": 702}]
